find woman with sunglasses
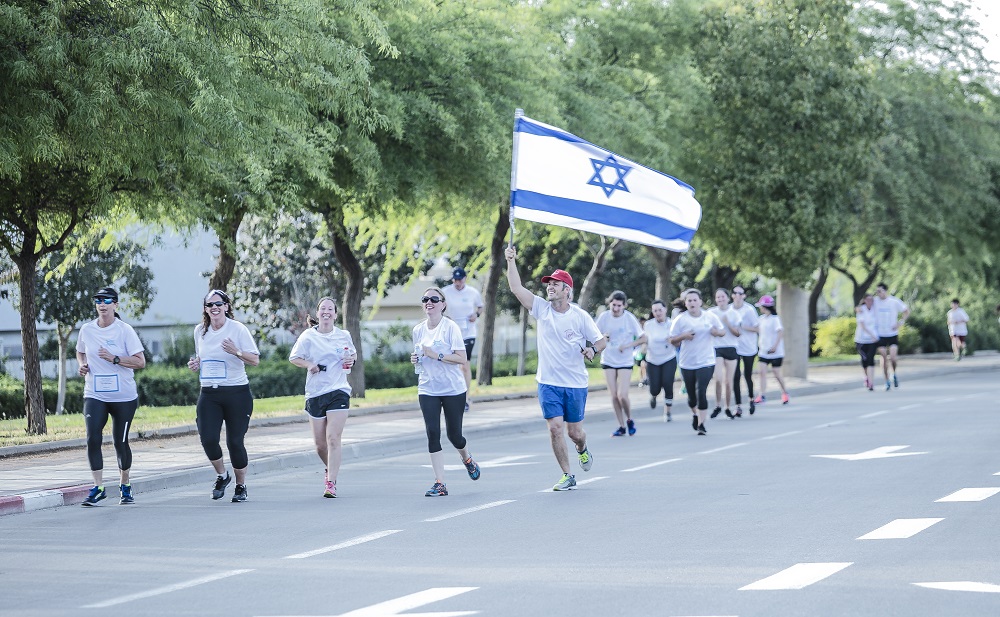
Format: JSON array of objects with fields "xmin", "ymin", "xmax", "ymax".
[
  {"xmin": 76, "ymin": 287, "xmax": 146, "ymax": 506},
  {"xmin": 668, "ymin": 289, "xmax": 725, "ymax": 435},
  {"xmin": 289, "ymin": 296, "xmax": 356, "ymax": 498},
  {"xmin": 410, "ymin": 287, "xmax": 480, "ymax": 496},
  {"xmin": 187, "ymin": 289, "xmax": 260, "ymax": 503}
]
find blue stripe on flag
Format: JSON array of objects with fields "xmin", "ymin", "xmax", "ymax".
[{"xmin": 512, "ymin": 190, "xmax": 697, "ymax": 243}]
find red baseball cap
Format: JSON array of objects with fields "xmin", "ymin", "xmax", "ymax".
[{"xmin": 541, "ymin": 269, "xmax": 573, "ymax": 288}]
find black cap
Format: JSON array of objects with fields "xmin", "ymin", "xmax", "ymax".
[
  {"xmin": 452, "ymin": 267, "xmax": 467, "ymax": 280},
  {"xmin": 94, "ymin": 287, "xmax": 119, "ymax": 302}
]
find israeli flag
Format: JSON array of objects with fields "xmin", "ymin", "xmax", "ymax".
[{"xmin": 510, "ymin": 113, "xmax": 702, "ymax": 252}]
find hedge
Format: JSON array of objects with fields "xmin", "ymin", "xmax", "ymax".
[
  {"xmin": 813, "ymin": 316, "xmax": 920, "ymax": 357},
  {"xmin": 0, "ymin": 375, "xmax": 84, "ymax": 420}
]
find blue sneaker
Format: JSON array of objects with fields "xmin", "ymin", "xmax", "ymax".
[
  {"xmin": 82, "ymin": 486, "xmax": 106, "ymax": 506},
  {"xmin": 611, "ymin": 426, "xmax": 626, "ymax": 437},
  {"xmin": 425, "ymin": 482, "xmax": 448, "ymax": 497},
  {"xmin": 119, "ymin": 484, "xmax": 135, "ymax": 505},
  {"xmin": 627, "ymin": 419, "xmax": 636, "ymax": 436},
  {"xmin": 463, "ymin": 457, "xmax": 481, "ymax": 481},
  {"xmin": 893, "ymin": 374, "xmax": 899, "ymax": 388}
]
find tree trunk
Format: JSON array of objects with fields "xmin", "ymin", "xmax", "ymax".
[
  {"xmin": 208, "ymin": 207, "xmax": 247, "ymax": 292},
  {"xmin": 55, "ymin": 322, "xmax": 72, "ymax": 415},
  {"xmin": 477, "ymin": 201, "xmax": 510, "ymax": 385},
  {"xmin": 644, "ymin": 246, "xmax": 680, "ymax": 302},
  {"xmin": 778, "ymin": 281, "xmax": 809, "ymax": 380},
  {"xmin": 16, "ymin": 253, "xmax": 47, "ymax": 434},
  {"xmin": 711, "ymin": 265, "xmax": 739, "ymax": 292},
  {"xmin": 517, "ymin": 305, "xmax": 528, "ymax": 377},
  {"xmin": 576, "ymin": 236, "xmax": 620, "ymax": 311},
  {"xmin": 329, "ymin": 214, "xmax": 366, "ymax": 397},
  {"xmin": 807, "ymin": 265, "xmax": 828, "ymax": 357}
]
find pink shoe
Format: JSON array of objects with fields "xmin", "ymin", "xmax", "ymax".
[
  {"xmin": 753, "ymin": 395, "xmax": 765, "ymax": 404},
  {"xmin": 323, "ymin": 480, "xmax": 336, "ymax": 498},
  {"xmin": 781, "ymin": 392, "xmax": 789, "ymax": 405}
]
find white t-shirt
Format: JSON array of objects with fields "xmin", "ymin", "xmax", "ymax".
[
  {"xmin": 854, "ymin": 306, "xmax": 879, "ymax": 344},
  {"xmin": 595, "ymin": 309, "xmax": 643, "ymax": 368},
  {"xmin": 531, "ymin": 296, "xmax": 603, "ymax": 388},
  {"xmin": 709, "ymin": 306, "xmax": 742, "ymax": 349},
  {"xmin": 76, "ymin": 318, "xmax": 145, "ymax": 402},
  {"xmin": 193, "ymin": 319, "xmax": 260, "ymax": 387},
  {"xmin": 412, "ymin": 318, "xmax": 467, "ymax": 397},
  {"xmin": 289, "ymin": 326, "xmax": 357, "ymax": 399},
  {"xmin": 947, "ymin": 307, "xmax": 970, "ymax": 336},
  {"xmin": 733, "ymin": 303, "xmax": 759, "ymax": 356},
  {"xmin": 758, "ymin": 314, "xmax": 785, "ymax": 359},
  {"xmin": 643, "ymin": 318, "xmax": 676, "ymax": 365},
  {"xmin": 873, "ymin": 295, "xmax": 907, "ymax": 337},
  {"xmin": 669, "ymin": 310, "xmax": 724, "ymax": 370},
  {"xmin": 442, "ymin": 284, "xmax": 484, "ymax": 340}
]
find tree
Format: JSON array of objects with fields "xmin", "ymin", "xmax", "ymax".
[{"xmin": 35, "ymin": 236, "xmax": 153, "ymax": 413}]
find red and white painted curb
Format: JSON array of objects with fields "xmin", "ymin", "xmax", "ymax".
[{"xmin": 0, "ymin": 485, "xmax": 92, "ymax": 515}]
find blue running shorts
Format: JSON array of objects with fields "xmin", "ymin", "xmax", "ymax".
[{"xmin": 538, "ymin": 384, "xmax": 588, "ymax": 423}]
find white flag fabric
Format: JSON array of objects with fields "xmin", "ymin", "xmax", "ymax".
[{"xmin": 510, "ymin": 115, "xmax": 702, "ymax": 252}]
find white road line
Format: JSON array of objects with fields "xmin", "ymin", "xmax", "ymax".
[
  {"xmin": 761, "ymin": 430, "xmax": 802, "ymax": 441},
  {"xmin": 337, "ymin": 586, "xmax": 479, "ymax": 617},
  {"xmin": 936, "ymin": 487, "xmax": 1000, "ymax": 502},
  {"xmin": 811, "ymin": 420, "xmax": 847, "ymax": 428},
  {"xmin": 913, "ymin": 581, "xmax": 1000, "ymax": 593},
  {"xmin": 740, "ymin": 562, "xmax": 852, "ymax": 590},
  {"xmin": 538, "ymin": 476, "xmax": 609, "ymax": 492},
  {"xmin": 622, "ymin": 458, "xmax": 683, "ymax": 472},
  {"xmin": 859, "ymin": 410, "xmax": 890, "ymax": 419},
  {"xmin": 698, "ymin": 443, "xmax": 747, "ymax": 455},
  {"xmin": 858, "ymin": 518, "xmax": 943, "ymax": 540},
  {"xmin": 423, "ymin": 500, "xmax": 515, "ymax": 522},
  {"xmin": 283, "ymin": 530, "xmax": 402, "ymax": 559},
  {"xmin": 995, "ymin": 471, "xmax": 1000, "ymax": 476},
  {"xmin": 83, "ymin": 569, "xmax": 254, "ymax": 608},
  {"xmin": 898, "ymin": 403, "xmax": 920, "ymax": 410}
]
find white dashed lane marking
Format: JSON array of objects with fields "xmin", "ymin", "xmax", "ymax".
[
  {"xmin": 740, "ymin": 562, "xmax": 853, "ymax": 590},
  {"xmin": 698, "ymin": 443, "xmax": 747, "ymax": 455},
  {"xmin": 283, "ymin": 530, "xmax": 403, "ymax": 559},
  {"xmin": 913, "ymin": 581, "xmax": 1000, "ymax": 593},
  {"xmin": 621, "ymin": 458, "xmax": 683, "ymax": 472},
  {"xmin": 423, "ymin": 500, "xmax": 515, "ymax": 522},
  {"xmin": 857, "ymin": 518, "xmax": 943, "ymax": 540},
  {"xmin": 936, "ymin": 487, "xmax": 1000, "ymax": 502},
  {"xmin": 760, "ymin": 430, "xmax": 801, "ymax": 441},
  {"xmin": 859, "ymin": 410, "xmax": 890, "ymax": 419},
  {"xmin": 83, "ymin": 569, "xmax": 254, "ymax": 608}
]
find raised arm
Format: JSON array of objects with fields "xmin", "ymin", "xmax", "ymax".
[{"xmin": 505, "ymin": 246, "xmax": 536, "ymax": 311}]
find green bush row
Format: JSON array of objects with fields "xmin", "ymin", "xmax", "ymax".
[
  {"xmin": 0, "ymin": 375, "xmax": 84, "ymax": 420},
  {"xmin": 813, "ymin": 316, "xmax": 932, "ymax": 357}
]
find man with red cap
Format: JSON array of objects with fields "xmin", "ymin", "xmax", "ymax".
[{"xmin": 505, "ymin": 246, "xmax": 606, "ymax": 491}]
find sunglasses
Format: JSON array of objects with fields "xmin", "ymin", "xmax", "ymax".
[
  {"xmin": 94, "ymin": 297, "xmax": 115, "ymax": 305},
  {"xmin": 421, "ymin": 296, "xmax": 443, "ymax": 304},
  {"xmin": 204, "ymin": 301, "xmax": 227, "ymax": 307},
  {"xmin": 733, "ymin": 291, "xmax": 745, "ymax": 295}
]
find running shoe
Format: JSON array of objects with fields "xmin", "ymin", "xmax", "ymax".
[
  {"xmin": 868, "ymin": 382, "xmax": 874, "ymax": 392},
  {"xmin": 697, "ymin": 424, "xmax": 707, "ymax": 436},
  {"xmin": 691, "ymin": 415, "xmax": 699, "ymax": 431},
  {"xmin": 231, "ymin": 484, "xmax": 248, "ymax": 502},
  {"xmin": 425, "ymin": 482, "xmax": 448, "ymax": 496},
  {"xmin": 464, "ymin": 401, "xmax": 470, "ymax": 413},
  {"xmin": 552, "ymin": 473, "xmax": 576, "ymax": 491},
  {"xmin": 710, "ymin": 406, "xmax": 722, "ymax": 418},
  {"xmin": 81, "ymin": 486, "xmax": 106, "ymax": 506},
  {"xmin": 627, "ymin": 419, "xmax": 636, "ymax": 436},
  {"xmin": 885, "ymin": 380, "xmax": 891, "ymax": 391},
  {"xmin": 749, "ymin": 401, "xmax": 756, "ymax": 415},
  {"xmin": 119, "ymin": 484, "xmax": 134, "ymax": 505},
  {"xmin": 781, "ymin": 392, "xmax": 789, "ymax": 405},
  {"xmin": 649, "ymin": 396, "xmax": 656, "ymax": 409},
  {"xmin": 893, "ymin": 374, "xmax": 899, "ymax": 388},
  {"xmin": 664, "ymin": 407, "xmax": 672, "ymax": 423},
  {"xmin": 578, "ymin": 448, "xmax": 593, "ymax": 472},
  {"xmin": 735, "ymin": 405, "xmax": 743, "ymax": 418},
  {"xmin": 612, "ymin": 426, "xmax": 627, "ymax": 437},
  {"xmin": 753, "ymin": 395, "xmax": 766, "ymax": 404},
  {"xmin": 464, "ymin": 456, "xmax": 481, "ymax": 480},
  {"xmin": 212, "ymin": 472, "xmax": 232, "ymax": 500},
  {"xmin": 681, "ymin": 385, "xmax": 687, "ymax": 395},
  {"xmin": 725, "ymin": 408, "xmax": 734, "ymax": 419},
  {"xmin": 323, "ymin": 480, "xmax": 336, "ymax": 498}
]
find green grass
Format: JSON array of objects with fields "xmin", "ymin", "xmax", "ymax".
[{"xmin": 0, "ymin": 368, "xmax": 608, "ymax": 448}]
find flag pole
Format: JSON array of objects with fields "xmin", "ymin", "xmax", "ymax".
[{"xmin": 508, "ymin": 108, "xmax": 524, "ymax": 249}]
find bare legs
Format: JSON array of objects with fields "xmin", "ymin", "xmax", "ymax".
[{"xmin": 547, "ymin": 417, "xmax": 587, "ymax": 474}]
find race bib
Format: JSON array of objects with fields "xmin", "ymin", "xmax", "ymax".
[
  {"xmin": 94, "ymin": 375, "xmax": 120, "ymax": 393},
  {"xmin": 200, "ymin": 360, "xmax": 227, "ymax": 380}
]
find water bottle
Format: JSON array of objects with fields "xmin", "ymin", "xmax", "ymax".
[
  {"xmin": 342, "ymin": 346, "xmax": 352, "ymax": 374},
  {"xmin": 413, "ymin": 344, "xmax": 423, "ymax": 375}
]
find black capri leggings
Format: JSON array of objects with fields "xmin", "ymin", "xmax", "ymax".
[
  {"xmin": 84, "ymin": 398, "xmax": 138, "ymax": 472},
  {"xmin": 196, "ymin": 385, "xmax": 254, "ymax": 469},
  {"xmin": 857, "ymin": 342, "xmax": 878, "ymax": 368},
  {"xmin": 418, "ymin": 393, "xmax": 467, "ymax": 453},
  {"xmin": 681, "ymin": 366, "xmax": 715, "ymax": 411},
  {"xmin": 733, "ymin": 354, "xmax": 756, "ymax": 404},
  {"xmin": 647, "ymin": 358, "xmax": 677, "ymax": 402}
]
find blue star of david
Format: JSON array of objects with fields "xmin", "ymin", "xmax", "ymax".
[{"xmin": 587, "ymin": 155, "xmax": 632, "ymax": 198}]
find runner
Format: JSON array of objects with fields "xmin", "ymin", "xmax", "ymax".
[
  {"xmin": 755, "ymin": 295, "xmax": 789, "ymax": 406},
  {"xmin": 731, "ymin": 286, "xmax": 759, "ymax": 416},
  {"xmin": 595, "ymin": 290, "xmax": 645, "ymax": 437},
  {"xmin": 442, "ymin": 266, "xmax": 484, "ymax": 409},
  {"xmin": 643, "ymin": 300, "xmax": 677, "ymax": 422},
  {"xmin": 505, "ymin": 246, "xmax": 605, "ymax": 490},
  {"xmin": 669, "ymin": 289, "xmax": 725, "ymax": 435},
  {"xmin": 709, "ymin": 288, "xmax": 742, "ymax": 420},
  {"xmin": 76, "ymin": 287, "xmax": 146, "ymax": 506},
  {"xmin": 288, "ymin": 297, "xmax": 357, "ymax": 498},
  {"xmin": 947, "ymin": 298, "xmax": 970, "ymax": 361},
  {"xmin": 854, "ymin": 293, "xmax": 878, "ymax": 391},
  {"xmin": 873, "ymin": 283, "xmax": 910, "ymax": 390}
]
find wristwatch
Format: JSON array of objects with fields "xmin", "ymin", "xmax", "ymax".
[
  {"xmin": 113, "ymin": 356, "xmax": 120, "ymax": 365},
  {"xmin": 236, "ymin": 350, "xmax": 244, "ymax": 358},
  {"xmin": 437, "ymin": 353, "xmax": 444, "ymax": 361}
]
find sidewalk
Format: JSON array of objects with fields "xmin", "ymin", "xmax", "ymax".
[{"xmin": 2, "ymin": 353, "xmax": 996, "ymax": 516}]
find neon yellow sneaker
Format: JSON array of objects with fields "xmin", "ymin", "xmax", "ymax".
[
  {"xmin": 553, "ymin": 473, "xmax": 576, "ymax": 491},
  {"xmin": 578, "ymin": 448, "xmax": 593, "ymax": 472}
]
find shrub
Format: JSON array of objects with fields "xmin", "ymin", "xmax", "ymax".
[
  {"xmin": 813, "ymin": 317, "xmax": 856, "ymax": 357},
  {"xmin": 0, "ymin": 375, "xmax": 84, "ymax": 419},
  {"xmin": 364, "ymin": 358, "xmax": 420, "ymax": 389}
]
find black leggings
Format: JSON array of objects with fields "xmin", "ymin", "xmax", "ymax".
[
  {"xmin": 733, "ymin": 354, "xmax": 756, "ymax": 404},
  {"xmin": 681, "ymin": 366, "xmax": 715, "ymax": 411},
  {"xmin": 419, "ymin": 393, "xmax": 467, "ymax": 453},
  {"xmin": 647, "ymin": 358, "xmax": 677, "ymax": 402},
  {"xmin": 84, "ymin": 398, "xmax": 138, "ymax": 472},
  {"xmin": 196, "ymin": 385, "xmax": 253, "ymax": 469}
]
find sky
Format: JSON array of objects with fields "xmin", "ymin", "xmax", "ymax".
[{"xmin": 969, "ymin": 0, "xmax": 999, "ymax": 66}]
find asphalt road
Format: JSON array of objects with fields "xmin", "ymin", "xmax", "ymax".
[{"xmin": 2, "ymin": 373, "xmax": 998, "ymax": 617}]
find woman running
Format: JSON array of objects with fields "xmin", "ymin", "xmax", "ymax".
[
  {"xmin": 644, "ymin": 300, "xmax": 677, "ymax": 422},
  {"xmin": 731, "ymin": 286, "xmax": 759, "ymax": 416},
  {"xmin": 755, "ymin": 295, "xmax": 789, "ymax": 406},
  {"xmin": 709, "ymin": 288, "xmax": 742, "ymax": 420},
  {"xmin": 854, "ymin": 294, "xmax": 878, "ymax": 390},
  {"xmin": 669, "ymin": 289, "xmax": 725, "ymax": 435},
  {"xmin": 595, "ymin": 290, "xmax": 645, "ymax": 437}
]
